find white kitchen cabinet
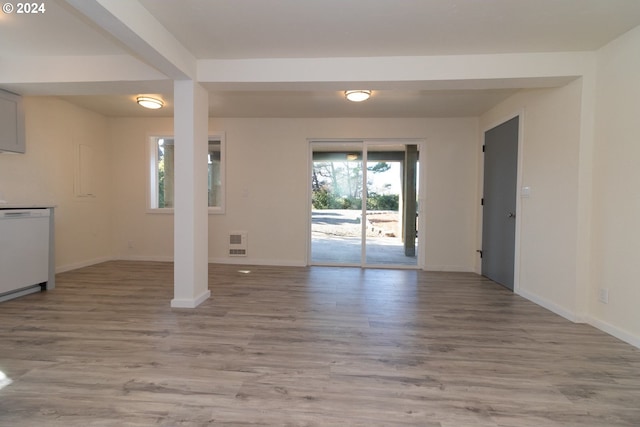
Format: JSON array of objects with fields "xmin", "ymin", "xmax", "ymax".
[{"xmin": 0, "ymin": 89, "xmax": 26, "ymax": 153}]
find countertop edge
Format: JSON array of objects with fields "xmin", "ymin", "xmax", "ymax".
[{"xmin": 0, "ymin": 204, "xmax": 57, "ymax": 209}]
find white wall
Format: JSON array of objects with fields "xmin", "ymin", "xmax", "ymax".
[
  {"xmin": 479, "ymin": 80, "xmax": 584, "ymax": 320},
  {"xmin": 108, "ymin": 117, "xmax": 174, "ymax": 261},
  {"xmin": 110, "ymin": 117, "xmax": 479, "ymax": 271},
  {"xmin": 590, "ymin": 25, "xmax": 640, "ymax": 346},
  {"xmin": 0, "ymin": 97, "xmax": 113, "ymax": 271}
]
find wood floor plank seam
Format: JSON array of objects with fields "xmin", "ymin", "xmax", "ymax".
[{"xmin": 0, "ymin": 261, "xmax": 638, "ymax": 426}]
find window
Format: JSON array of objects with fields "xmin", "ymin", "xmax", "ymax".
[{"xmin": 149, "ymin": 133, "xmax": 225, "ymax": 213}]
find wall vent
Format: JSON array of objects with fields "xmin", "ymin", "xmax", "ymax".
[{"xmin": 228, "ymin": 231, "xmax": 247, "ymax": 256}]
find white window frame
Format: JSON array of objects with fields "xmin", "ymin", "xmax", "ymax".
[{"xmin": 147, "ymin": 132, "xmax": 226, "ymax": 215}]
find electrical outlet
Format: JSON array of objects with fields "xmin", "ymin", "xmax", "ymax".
[
  {"xmin": 127, "ymin": 240, "xmax": 134, "ymax": 249},
  {"xmin": 598, "ymin": 288, "xmax": 609, "ymax": 304}
]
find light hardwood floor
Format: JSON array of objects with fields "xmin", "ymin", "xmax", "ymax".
[{"xmin": 0, "ymin": 261, "xmax": 639, "ymax": 426}]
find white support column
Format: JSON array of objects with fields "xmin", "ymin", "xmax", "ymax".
[{"xmin": 171, "ymin": 80, "xmax": 210, "ymax": 308}]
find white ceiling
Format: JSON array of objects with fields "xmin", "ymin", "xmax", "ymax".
[
  {"xmin": 2, "ymin": 0, "xmax": 640, "ymax": 118},
  {"xmin": 139, "ymin": 0, "xmax": 640, "ymax": 59}
]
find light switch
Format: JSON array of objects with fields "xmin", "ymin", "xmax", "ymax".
[{"xmin": 521, "ymin": 186, "xmax": 531, "ymax": 198}]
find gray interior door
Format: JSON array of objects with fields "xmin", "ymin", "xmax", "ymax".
[{"xmin": 482, "ymin": 116, "xmax": 519, "ymax": 290}]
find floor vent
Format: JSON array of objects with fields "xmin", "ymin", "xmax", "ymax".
[{"xmin": 229, "ymin": 231, "xmax": 247, "ymax": 256}]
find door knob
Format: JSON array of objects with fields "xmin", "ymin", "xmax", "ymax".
[{"xmin": 508, "ymin": 212, "xmax": 516, "ymax": 218}]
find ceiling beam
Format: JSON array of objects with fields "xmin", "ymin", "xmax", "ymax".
[
  {"xmin": 63, "ymin": 0, "xmax": 196, "ymax": 80},
  {"xmin": 198, "ymin": 52, "xmax": 594, "ymax": 87},
  {"xmin": 0, "ymin": 55, "xmax": 167, "ymax": 86}
]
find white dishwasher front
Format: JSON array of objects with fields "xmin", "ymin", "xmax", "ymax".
[{"xmin": 0, "ymin": 209, "xmax": 50, "ymax": 299}]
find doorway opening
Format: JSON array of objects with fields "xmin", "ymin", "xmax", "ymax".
[{"xmin": 309, "ymin": 140, "xmax": 422, "ymax": 268}]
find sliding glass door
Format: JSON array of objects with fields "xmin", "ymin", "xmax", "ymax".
[
  {"xmin": 310, "ymin": 143, "xmax": 363, "ymax": 265},
  {"xmin": 310, "ymin": 141, "xmax": 420, "ymax": 268}
]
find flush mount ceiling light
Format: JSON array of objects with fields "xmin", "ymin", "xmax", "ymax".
[
  {"xmin": 345, "ymin": 90, "xmax": 371, "ymax": 102},
  {"xmin": 136, "ymin": 96, "xmax": 164, "ymax": 109}
]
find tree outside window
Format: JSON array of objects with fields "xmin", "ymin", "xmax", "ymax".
[{"xmin": 149, "ymin": 135, "xmax": 225, "ymax": 213}]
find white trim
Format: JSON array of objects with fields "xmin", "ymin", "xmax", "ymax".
[
  {"xmin": 306, "ymin": 142, "xmax": 313, "ymax": 266},
  {"xmin": 206, "ymin": 132, "xmax": 226, "ymax": 214},
  {"xmin": 171, "ymin": 290, "xmax": 211, "ymax": 308},
  {"xmin": 118, "ymin": 256, "xmax": 308, "ymax": 267},
  {"xmin": 147, "ymin": 132, "xmax": 226, "ymax": 213},
  {"xmin": 307, "ymin": 138, "xmax": 425, "ymax": 269},
  {"xmin": 517, "ymin": 288, "xmax": 578, "ymax": 322},
  {"xmin": 423, "ymin": 265, "xmax": 475, "ymax": 272},
  {"xmin": 514, "ymin": 111, "xmax": 525, "ymax": 294},
  {"xmin": 146, "ymin": 133, "xmax": 171, "ymax": 211},
  {"xmin": 117, "ymin": 255, "xmax": 174, "ymax": 262},
  {"xmin": 55, "ymin": 256, "xmax": 114, "ymax": 274},
  {"xmin": 361, "ymin": 146, "xmax": 369, "ymax": 265},
  {"xmin": 417, "ymin": 140, "xmax": 427, "ymax": 270},
  {"xmin": 145, "ymin": 208, "xmax": 226, "ymax": 215},
  {"xmin": 209, "ymin": 257, "xmax": 306, "ymax": 267},
  {"xmin": 585, "ymin": 316, "xmax": 640, "ymax": 350},
  {"xmin": 145, "ymin": 208, "xmax": 174, "ymax": 215}
]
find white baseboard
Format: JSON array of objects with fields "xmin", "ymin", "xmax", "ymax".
[
  {"xmin": 512, "ymin": 289, "xmax": 640, "ymax": 349},
  {"xmin": 585, "ymin": 316, "xmax": 640, "ymax": 349},
  {"xmin": 56, "ymin": 256, "xmax": 114, "ymax": 273},
  {"xmin": 516, "ymin": 288, "xmax": 579, "ymax": 323},
  {"xmin": 423, "ymin": 264, "xmax": 474, "ymax": 272},
  {"xmin": 209, "ymin": 257, "xmax": 306, "ymax": 267},
  {"xmin": 118, "ymin": 255, "xmax": 306, "ymax": 267},
  {"xmin": 171, "ymin": 290, "xmax": 211, "ymax": 308},
  {"xmin": 57, "ymin": 255, "xmax": 176, "ymax": 273},
  {"xmin": 117, "ymin": 255, "xmax": 174, "ymax": 263}
]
